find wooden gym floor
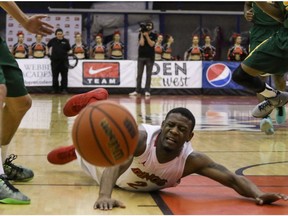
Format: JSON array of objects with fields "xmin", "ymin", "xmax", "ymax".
[{"xmin": 1, "ymin": 93, "xmax": 288, "ymax": 215}]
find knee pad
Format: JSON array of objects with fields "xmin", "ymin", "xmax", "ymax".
[{"xmin": 232, "ymin": 65, "xmax": 265, "ymax": 92}]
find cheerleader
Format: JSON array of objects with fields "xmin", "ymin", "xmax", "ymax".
[
  {"xmin": 71, "ymin": 32, "xmax": 88, "ymax": 59},
  {"xmin": 109, "ymin": 31, "xmax": 124, "ymax": 60},
  {"xmin": 12, "ymin": 31, "xmax": 29, "ymax": 59},
  {"xmin": 30, "ymin": 34, "xmax": 48, "ymax": 58},
  {"xmin": 91, "ymin": 33, "xmax": 106, "ymax": 60}
]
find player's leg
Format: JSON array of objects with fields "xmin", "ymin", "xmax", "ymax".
[
  {"xmin": 257, "ymin": 77, "xmax": 274, "ymax": 135},
  {"xmin": 63, "ymin": 88, "xmax": 109, "ymax": 117},
  {"xmin": 232, "ymin": 34, "xmax": 288, "ymax": 118},
  {"xmin": 2, "ymin": 65, "xmax": 34, "ymax": 182},
  {"xmin": 0, "ymin": 39, "xmax": 30, "ymax": 204},
  {"xmin": 273, "ymin": 74, "xmax": 287, "ymax": 124},
  {"xmin": 47, "ymin": 144, "xmax": 102, "ymax": 185}
]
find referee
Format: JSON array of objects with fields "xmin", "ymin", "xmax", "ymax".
[{"xmin": 47, "ymin": 28, "xmax": 71, "ymax": 94}]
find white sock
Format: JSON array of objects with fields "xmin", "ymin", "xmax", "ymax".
[
  {"xmin": 0, "ymin": 148, "xmax": 5, "ymax": 175},
  {"xmin": 1, "ymin": 145, "xmax": 8, "ymax": 162},
  {"xmin": 259, "ymin": 84, "xmax": 277, "ymax": 98}
]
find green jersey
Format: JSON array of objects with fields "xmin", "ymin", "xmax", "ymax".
[
  {"xmin": 252, "ymin": 2, "xmax": 279, "ymax": 26},
  {"xmin": 277, "ymin": 2, "xmax": 288, "ymax": 28}
]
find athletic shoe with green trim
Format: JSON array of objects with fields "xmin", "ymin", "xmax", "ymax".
[
  {"xmin": 0, "ymin": 174, "xmax": 30, "ymax": 204},
  {"xmin": 3, "ymin": 154, "xmax": 34, "ymax": 182},
  {"xmin": 275, "ymin": 106, "xmax": 286, "ymax": 125},
  {"xmin": 260, "ymin": 116, "xmax": 274, "ymax": 135},
  {"xmin": 252, "ymin": 91, "xmax": 288, "ymax": 118}
]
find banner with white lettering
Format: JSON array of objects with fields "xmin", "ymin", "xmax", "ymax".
[
  {"xmin": 17, "ymin": 58, "xmax": 52, "ymax": 86},
  {"xmin": 16, "ymin": 59, "xmax": 202, "ymax": 89},
  {"xmin": 68, "ymin": 60, "xmax": 137, "ymax": 87},
  {"xmin": 151, "ymin": 61, "xmax": 202, "ymax": 88}
]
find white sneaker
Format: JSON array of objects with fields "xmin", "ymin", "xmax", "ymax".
[
  {"xmin": 129, "ymin": 91, "xmax": 138, "ymax": 96},
  {"xmin": 260, "ymin": 117, "xmax": 274, "ymax": 135},
  {"xmin": 252, "ymin": 91, "xmax": 288, "ymax": 118},
  {"xmin": 145, "ymin": 92, "xmax": 150, "ymax": 96}
]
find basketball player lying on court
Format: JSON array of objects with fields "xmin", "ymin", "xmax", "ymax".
[{"xmin": 48, "ymin": 89, "xmax": 288, "ymax": 210}]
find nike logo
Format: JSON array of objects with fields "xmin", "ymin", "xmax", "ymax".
[{"xmin": 88, "ymin": 66, "xmax": 112, "ymax": 75}]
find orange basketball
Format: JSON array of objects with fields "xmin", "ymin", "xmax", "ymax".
[{"xmin": 72, "ymin": 100, "xmax": 139, "ymax": 167}]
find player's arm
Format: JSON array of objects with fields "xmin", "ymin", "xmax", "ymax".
[
  {"xmin": 244, "ymin": 2, "xmax": 253, "ymax": 22},
  {"xmin": 255, "ymin": 2, "xmax": 284, "ymax": 23},
  {"xmin": 0, "ymin": 1, "xmax": 53, "ymax": 35},
  {"xmin": 94, "ymin": 158, "xmax": 133, "ymax": 210},
  {"xmin": 94, "ymin": 127, "xmax": 147, "ymax": 210},
  {"xmin": 183, "ymin": 151, "xmax": 288, "ymax": 205}
]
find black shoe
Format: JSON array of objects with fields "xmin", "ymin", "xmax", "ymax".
[
  {"xmin": 3, "ymin": 154, "xmax": 34, "ymax": 182},
  {"xmin": 50, "ymin": 90, "xmax": 59, "ymax": 94},
  {"xmin": 60, "ymin": 89, "xmax": 68, "ymax": 94}
]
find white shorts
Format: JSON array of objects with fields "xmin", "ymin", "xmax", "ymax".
[{"xmin": 76, "ymin": 151, "xmax": 105, "ymax": 185}]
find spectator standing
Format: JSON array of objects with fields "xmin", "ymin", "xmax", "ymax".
[
  {"xmin": 227, "ymin": 34, "xmax": 248, "ymax": 61},
  {"xmin": 162, "ymin": 34, "xmax": 174, "ymax": 61},
  {"xmin": 91, "ymin": 33, "xmax": 106, "ymax": 60},
  {"xmin": 30, "ymin": 34, "xmax": 48, "ymax": 58},
  {"xmin": 129, "ymin": 21, "xmax": 157, "ymax": 97},
  {"xmin": 202, "ymin": 35, "xmax": 216, "ymax": 61},
  {"xmin": 12, "ymin": 31, "xmax": 29, "ymax": 59},
  {"xmin": 47, "ymin": 28, "xmax": 71, "ymax": 94},
  {"xmin": 184, "ymin": 35, "xmax": 204, "ymax": 61},
  {"xmin": 71, "ymin": 32, "xmax": 88, "ymax": 60},
  {"xmin": 154, "ymin": 34, "xmax": 163, "ymax": 61},
  {"xmin": 109, "ymin": 31, "xmax": 124, "ymax": 60}
]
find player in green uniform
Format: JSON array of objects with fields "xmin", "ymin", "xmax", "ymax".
[
  {"xmin": 0, "ymin": 2, "xmax": 53, "ymax": 204},
  {"xmin": 244, "ymin": 2, "xmax": 286, "ymax": 135},
  {"xmin": 232, "ymin": 2, "xmax": 288, "ymax": 120}
]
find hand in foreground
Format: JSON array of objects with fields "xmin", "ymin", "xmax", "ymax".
[
  {"xmin": 256, "ymin": 193, "xmax": 288, "ymax": 205},
  {"xmin": 23, "ymin": 15, "xmax": 54, "ymax": 35},
  {"xmin": 94, "ymin": 197, "xmax": 126, "ymax": 210},
  {"xmin": 245, "ymin": 8, "xmax": 253, "ymax": 22}
]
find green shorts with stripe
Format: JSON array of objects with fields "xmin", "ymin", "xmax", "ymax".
[
  {"xmin": 249, "ymin": 24, "xmax": 280, "ymax": 51},
  {"xmin": 0, "ymin": 37, "xmax": 28, "ymax": 97},
  {"xmin": 243, "ymin": 27, "xmax": 288, "ymax": 75}
]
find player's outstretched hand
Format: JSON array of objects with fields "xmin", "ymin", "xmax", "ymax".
[
  {"xmin": 94, "ymin": 197, "xmax": 126, "ymax": 210},
  {"xmin": 256, "ymin": 193, "xmax": 288, "ymax": 205},
  {"xmin": 23, "ymin": 15, "xmax": 54, "ymax": 36}
]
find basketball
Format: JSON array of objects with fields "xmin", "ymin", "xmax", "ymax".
[{"xmin": 72, "ymin": 100, "xmax": 139, "ymax": 167}]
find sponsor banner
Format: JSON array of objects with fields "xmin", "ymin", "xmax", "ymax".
[
  {"xmin": 6, "ymin": 14, "xmax": 82, "ymax": 50},
  {"xmin": 17, "ymin": 58, "xmax": 52, "ymax": 86},
  {"xmin": 151, "ymin": 61, "xmax": 202, "ymax": 88},
  {"xmin": 68, "ymin": 60, "xmax": 136, "ymax": 87},
  {"xmin": 202, "ymin": 61, "xmax": 245, "ymax": 89}
]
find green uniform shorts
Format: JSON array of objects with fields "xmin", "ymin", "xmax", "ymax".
[
  {"xmin": 0, "ymin": 37, "xmax": 28, "ymax": 97},
  {"xmin": 243, "ymin": 27, "xmax": 288, "ymax": 75},
  {"xmin": 249, "ymin": 24, "xmax": 280, "ymax": 51}
]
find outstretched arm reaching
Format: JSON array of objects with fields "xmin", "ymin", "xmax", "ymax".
[
  {"xmin": 184, "ymin": 151, "xmax": 288, "ymax": 205},
  {"xmin": 0, "ymin": 1, "xmax": 54, "ymax": 35}
]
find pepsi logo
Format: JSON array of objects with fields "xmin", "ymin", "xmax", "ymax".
[{"xmin": 206, "ymin": 63, "xmax": 231, "ymax": 87}]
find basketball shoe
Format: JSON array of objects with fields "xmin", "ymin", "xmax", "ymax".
[
  {"xmin": 63, "ymin": 88, "xmax": 109, "ymax": 117},
  {"xmin": 252, "ymin": 91, "xmax": 288, "ymax": 118},
  {"xmin": 0, "ymin": 174, "xmax": 30, "ymax": 204},
  {"xmin": 275, "ymin": 106, "xmax": 286, "ymax": 125},
  {"xmin": 260, "ymin": 116, "xmax": 274, "ymax": 135},
  {"xmin": 3, "ymin": 154, "xmax": 34, "ymax": 182},
  {"xmin": 47, "ymin": 145, "xmax": 77, "ymax": 165}
]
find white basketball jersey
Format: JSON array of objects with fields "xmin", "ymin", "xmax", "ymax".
[{"xmin": 116, "ymin": 124, "xmax": 193, "ymax": 191}]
